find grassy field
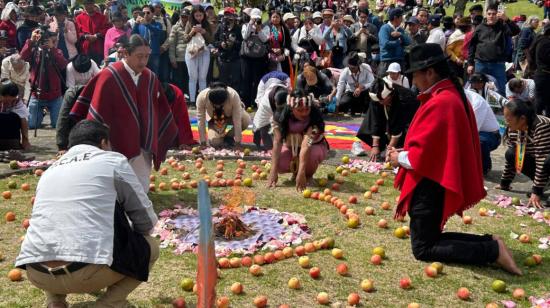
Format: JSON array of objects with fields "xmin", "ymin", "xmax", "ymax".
[{"xmin": 1, "ymin": 158, "xmax": 549, "ymax": 307}]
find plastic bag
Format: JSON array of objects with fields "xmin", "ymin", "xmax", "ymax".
[{"xmin": 188, "ymin": 34, "xmax": 205, "ymax": 58}]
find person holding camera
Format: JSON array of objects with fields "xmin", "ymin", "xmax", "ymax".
[
  {"xmin": 16, "ymin": 120, "xmax": 160, "ymax": 308},
  {"xmin": 75, "ymin": 0, "xmax": 109, "ymax": 66},
  {"xmin": 213, "ymin": 8, "xmax": 242, "ymax": 94},
  {"xmin": 132, "ymin": 5, "xmax": 163, "ymax": 75},
  {"xmin": 378, "ymin": 8, "xmax": 411, "ymax": 76},
  {"xmin": 348, "ymin": 8, "xmax": 379, "ymax": 60},
  {"xmin": 20, "ymin": 26, "xmax": 68, "ymax": 130},
  {"xmin": 16, "ymin": 5, "xmax": 42, "ymax": 51}
]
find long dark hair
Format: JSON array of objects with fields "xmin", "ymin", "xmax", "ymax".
[
  {"xmin": 190, "ymin": 5, "xmax": 210, "ymax": 29},
  {"xmin": 503, "ymin": 99, "xmax": 537, "ymax": 139},
  {"xmin": 276, "ymin": 89, "xmax": 325, "ymax": 142},
  {"xmin": 268, "ymin": 10, "xmax": 291, "ymax": 47}
]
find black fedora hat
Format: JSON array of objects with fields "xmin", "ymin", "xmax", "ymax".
[{"xmin": 404, "ymin": 43, "xmax": 448, "ymax": 74}]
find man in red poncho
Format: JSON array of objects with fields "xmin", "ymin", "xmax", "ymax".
[
  {"xmin": 71, "ymin": 34, "xmax": 179, "ymax": 192},
  {"xmin": 74, "ymin": 0, "xmax": 109, "ymax": 65},
  {"xmin": 388, "ymin": 43, "xmax": 521, "ymax": 275}
]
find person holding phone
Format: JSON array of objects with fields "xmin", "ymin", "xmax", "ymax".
[
  {"xmin": 467, "ymin": 4, "xmax": 520, "ymax": 96},
  {"xmin": 132, "ymin": 5, "xmax": 163, "ymax": 75}
]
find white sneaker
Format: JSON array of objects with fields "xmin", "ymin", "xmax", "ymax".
[{"xmin": 351, "ymin": 141, "xmax": 366, "ymax": 156}]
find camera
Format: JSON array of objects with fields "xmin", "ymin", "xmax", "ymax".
[{"xmin": 36, "ymin": 24, "xmax": 56, "ymax": 45}]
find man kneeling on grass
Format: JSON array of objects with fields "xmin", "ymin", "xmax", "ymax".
[{"xmin": 15, "ymin": 120, "xmax": 159, "ymax": 308}]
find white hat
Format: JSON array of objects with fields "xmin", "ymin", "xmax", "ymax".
[
  {"xmin": 243, "ymin": 7, "xmax": 252, "ymax": 16},
  {"xmin": 283, "ymin": 12, "xmax": 296, "ymax": 22},
  {"xmin": 312, "ymin": 11, "xmax": 322, "ymax": 19},
  {"xmin": 387, "ymin": 62, "xmax": 401, "ymax": 73},
  {"xmin": 250, "ymin": 8, "xmax": 262, "ymax": 19}
]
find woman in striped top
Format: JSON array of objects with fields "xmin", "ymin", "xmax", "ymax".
[{"xmin": 498, "ymin": 99, "xmax": 550, "ymax": 208}]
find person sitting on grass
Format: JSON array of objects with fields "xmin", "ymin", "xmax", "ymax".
[
  {"xmin": 269, "ymin": 89, "xmax": 329, "ymax": 191},
  {"xmin": 15, "ymin": 120, "xmax": 159, "ymax": 308},
  {"xmin": 497, "ymin": 99, "xmax": 550, "ymax": 208},
  {"xmin": 0, "ymin": 80, "xmax": 30, "ymax": 150},
  {"xmin": 387, "ymin": 44, "xmax": 521, "ymax": 275}
]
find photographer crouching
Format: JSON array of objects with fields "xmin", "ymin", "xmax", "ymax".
[{"xmin": 20, "ymin": 26, "xmax": 67, "ymax": 130}]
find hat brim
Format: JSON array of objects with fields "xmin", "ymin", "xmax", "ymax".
[{"xmin": 404, "ymin": 55, "xmax": 449, "ymax": 74}]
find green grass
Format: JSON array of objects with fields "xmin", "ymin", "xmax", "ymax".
[{"xmin": 1, "ymin": 159, "xmax": 549, "ymax": 307}]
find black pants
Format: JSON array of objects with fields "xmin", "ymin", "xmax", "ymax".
[
  {"xmin": 218, "ymin": 58, "xmax": 242, "ymax": 94},
  {"xmin": 158, "ymin": 52, "xmax": 171, "ymax": 83},
  {"xmin": 409, "ymin": 178, "xmax": 499, "ymax": 265},
  {"xmin": 253, "ymin": 125, "xmax": 273, "ymax": 150},
  {"xmin": 172, "ymin": 61, "xmax": 190, "ymax": 97},
  {"xmin": 535, "ymin": 72, "xmax": 550, "ymax": 116},
  {"xmin": 0, "ymin": 112, "xmax": 21, "ymax": 150},
  {"xmin": 338, "ymin": 90, "xmax": 369, "ymax": 115},
  {"xmin": 502, "ymin": 147, "xmax": 550, "ymax": 193},
  {"xmin": 241, "ymin": 56, "xmax": 267, "ymax": 108}
]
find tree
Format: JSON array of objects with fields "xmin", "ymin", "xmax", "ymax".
[{"xmin": 453, "ymin": 0, "xmax": 468, "ymax": 16}]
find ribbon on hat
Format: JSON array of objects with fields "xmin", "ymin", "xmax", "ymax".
[{"xmin": 287, "ymin": 93, "xmax": 314, "ymax": 109}]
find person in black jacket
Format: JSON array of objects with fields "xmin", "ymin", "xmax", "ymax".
[
  {"xmin": 213, "ymin": 8, "xmax": 242, "ymax": 95},
  {"xmin": 16, "ymin": 5, "xmax": 41, "ymax": 51},
  {"xmin": 467, "ymin": 4, "xmax": 520, "ymax": 96},
  {"xmin": 529, "ymin": 24, "xmax": 550, "ymax": 116}
]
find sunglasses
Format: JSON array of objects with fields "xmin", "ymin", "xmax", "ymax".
[{"xmin": 143, "ymin": 11, "xmax": 151, "ymax": 15}]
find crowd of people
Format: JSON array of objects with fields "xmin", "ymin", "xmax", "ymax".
[{"xmin": 1, "ymin": 0, "xmax": 549, "ymax": 306}]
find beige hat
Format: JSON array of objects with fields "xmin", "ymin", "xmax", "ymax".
[
  {"xmin": 250, "ymin": 8, "xmax": 262, "ymax": 19},
  {"xmin": 343, "ymin": 15, "xmax": 355, "ymax": 23},
  {"xmin": 312, "ymin": 11, "xmax": 322, "ymax": 19},
  {"xmin": 283, "ymin": 12, "xmax": 296, "ymax": 22}
]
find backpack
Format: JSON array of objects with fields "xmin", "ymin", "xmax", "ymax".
[{"xmin": 240, "ymin": 33, "xmax": 268, "ymax": 58}]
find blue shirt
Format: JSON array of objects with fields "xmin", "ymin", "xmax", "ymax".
[
  {"xmin": 132, "ymin": 21, "xmax": 163, "ymax": 55},
  {"xmin": 378, "ymin": 23, "xmax": 411, "ymax": 62}
]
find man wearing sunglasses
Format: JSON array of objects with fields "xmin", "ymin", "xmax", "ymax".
[{"xmin": 132, "ymin": 4, "xmax": 162, "ymax": 75}]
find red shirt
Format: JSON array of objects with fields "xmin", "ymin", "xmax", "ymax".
[
  {"xmin": 462, "ymin": 30, "xmax": 473, "ymax": 61},
  {"xmin": 20, "ymin": 40, "xmax": 69, "ymax": 100},
  {"xmin": 0, "ymin": 20, "xmax": 17, "ymax": 49},
  {"xmin": 75, "ymin": 10, "xmax": 109, "ymax": 56}
]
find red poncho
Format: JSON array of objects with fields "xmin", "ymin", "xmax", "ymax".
[
  {"xmin": 71, "ymin": 61, "xmax": 179, "ymax": 170},
  {"xmin": 394, "ymin": 79, "xmax": 486, "ymax": 229},
  {"xmin": 169, "ymin": 84, "xmax": 196, "ymax": 145}
]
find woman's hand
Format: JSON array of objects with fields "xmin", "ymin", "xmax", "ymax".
[
  {"xmin": 295, "ymin": 172, "xmax": 307, "ymax": 191},
  {"xmin": 369, "ymin": 146, "xmax": 380, "ymax": 162},
  {"xmin": 528, "ymin": 193, "xmax": 544, "ymax": 209},
  {"xmin": 387, "ymin": 147, "xmax": 400, "ymax": 168}
]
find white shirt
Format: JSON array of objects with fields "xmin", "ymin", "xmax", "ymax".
[
  {"xmin": 505, "ymin": 79, "xmax": 536, "ymax": 102},
  {"xmin": 383, "ymin": 75, "xmax": 410, "ymax": 89},
  {"xmin": 465, "ymin": 89, "xmax": 500, "ymax": 133},
  {"xmin": 65, "ymin": 60, "xmax": 100, "ymax": 88},
  {"xmin": 122, "ymin": 59, "xmax": 142, "ymax": 86},
  {"xmin": 16, "ymin": 145, "xmax": 157, "ymax": 267},
  {"xmin": 426, "ymin": 27, "xmax": 446, "ymax": 53},
  {"xmin": 1, "ymin": 55, "xmax": 31, "ymax": 100},
  {"xmin": 0, "ymin": 99, "xmax": 29, "ymax": 119},
  {"xmin": 336, "ymin": 63, "xmax": 375, "ymax": 102},
  {"xmin": 291, "ymin": 25, "xmax": 323, "ymax": 53}
]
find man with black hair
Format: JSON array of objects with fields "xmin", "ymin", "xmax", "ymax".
[
  {"xmin": 15, "ymin": 5, "xmax": 41, "ymax": 51},
  {"xmin": 16, "ymin": 120, "xmax": 159, "ymax": 308},
  {"xmin": 467, "ymin": 4, "xmax": 520, "ymax": 95},
  {"xmin": 20, "ymin": 26, "xmax": 68, "ymax": 130},
  {"xmin": 336, "ymin": 52, "xmax": 374, "ymax": 116},
  {"xmin": 0, "ymin": 81, "xmax": 30, "ymax": 150},
  {"xmin": 213, "ymin": 8, "xmax": 243, "ymax": 93},
  {"xmin": 348, "ymin": 8, "xmax": 378, "ymax": 58},
  {"xmin": 75, "ymin": 0, "xmax": 109, "ymax": 65},
  {"xmin": 378, "ymin": 8, "xmax": 411, "ymax": 76},
  {"xmin": 196, "ymin": 83, "xmax": 250, "ymax": 148},
  {"xmin": 132, "ymin": 4, "xmax": 163, "ymax": 75},
  {"xmin": 469, "ymin": 4, "xmax": 484, "ymax": 19},
  {"xmin": 388, "ymin": 43, "xmax": 521, "ymax": 274},
  {"xmin": 426, "ymin": 15, "xmax": 445, "ymax": 52}
]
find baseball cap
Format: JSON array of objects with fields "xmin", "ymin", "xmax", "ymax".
[
  {"xmin": 387, "ymin": 62, "xmax": 401, "ymax": 73},
  {"xmin": 406, "ymin": 16, "xmax": 419, "ymax": 24},
  {"xmin": 388, "ymin": 8, "xmax": 403, "ymax": 21},
  {"xmin": 283, "ymin": 12, "xmax": 296, "ymax": 22},
  {"xmin": 312, "ymin": 11, "xmax": 322, "ymax": 19},
  {"xmin": 223, "ymin": 7, "xmax": 236, "ymax": 15},
  {"xmin": 250, "ymin": 8, "xmax": 262, "ymax": 19}
]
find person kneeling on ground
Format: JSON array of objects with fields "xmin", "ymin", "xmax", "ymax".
[
  {"xmin": 15, "ymin": 120, "xmax": 160, "ymax": 308},
  {"xmin": 253, "ymin": 79, "xmax": 289, "ymax": 150},
  {"xmin": 497, "ymin": 99, "xmax": 550, "ymax": 208},
  {"xmin": 388, "ymin": 43, "xmax": 521, "ymax": 275},
  {"xmin": 0, "ymin": 80, "xmax": 30, "ymax": 150},
  {"xmin": 197, "ymin": 82, "xmax": 251, "ymax": 148},
  {"xmin": 357, "ymin": 77, "xmax": 419, "ymax": 162},
  {"xmin": 269, "ymin": 89, "xmax": 329, "ymax": 190}
]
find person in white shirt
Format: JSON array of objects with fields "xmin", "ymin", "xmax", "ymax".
[
  {"xmin": 15, "ymin": 120, "xmax": 159, "ymax": 308},
  {"xmin": 1, "ymin": 54, "xmax": 30, "ymax": 102},
  {"xmin": 335, "ymin": 52, "xmax": 374, "ymax": 116},
  {"xmin": 465, "ymin": 89, "xmax": 501, "ymax": 174},
  {"xmin": 65, "ymin": 54, "xmax": 100, "ymax": 88},
  {"xmin": 383, "ymin": 62, "xmax": 410, "ymax": 88},
  {"xmin": 426, "ymin": 16, "xmax": 446, "ymax": 52},
  {"xmin": 291, "ymin": 17, "xmax": 323, "ymax": 56},
  {"xmin": 505, "ymin": 77, "xmax": 536, "ymax": 103}
]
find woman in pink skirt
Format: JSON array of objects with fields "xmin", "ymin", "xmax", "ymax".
[{"xmin": 268, "ymin": 89, "xmax": 329, "ymax": 191}]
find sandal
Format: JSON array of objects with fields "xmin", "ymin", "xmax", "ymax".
[{"xmin": 6, "ymin": 150, "xmax": 35, "ymax": 162}]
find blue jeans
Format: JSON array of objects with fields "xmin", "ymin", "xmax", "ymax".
[
  {"xmin": 147, "ymin": 55, "xmax": 160, "ymax": 76},
  {"xmin": 545, "ymin": 6, "xmax": 550, "ymax": 19},
  {"xmin": 479, "ymin": 131, "xmax": 501, "ymax": 174},
  {"xmin": 28, "ymin": 96, "xmax": 62, "ymax": 129},
  {"xmin": 475, "ymin": 61, "xmax": 506, "ymax": 96}
]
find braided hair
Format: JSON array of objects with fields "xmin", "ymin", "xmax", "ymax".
[{"xmin": 276, "ymin": 89, "xmax": 325, "ymax": 142}]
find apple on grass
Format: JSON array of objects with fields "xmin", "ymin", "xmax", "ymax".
[
  {"xmin": 288, "ymin": 277, "xmax": 301, "ymax": 289},
  {"xmin": 424, "ymin": 265, "xmax": 438, "ymax": 278},
  {"xmin": 370, "ymin": 254, "xmax": 382, "ymax": 265},
  {"xmin": 309, "ymin": 267, "xmax": 321, "ymax": 279},
  {"xmin": 456, "ymin": 287, "xmax": 470, "ymax": 300},
  {"xmin": 180, "ymin": 278, "xmax": 194, "ymax": 291},
  {"xmin": 317, "ymin": 292, "xmax": 330, "ymax": 305},
  {"xmin": 462, "ymin": 215, "xmax": 473, "ymax": 224},
  {"xmin": 399, "ymin": 277, "xmax": 412, "ymax": 289},
  {"xmin": 253, "ymin": 295, "xmax": 268, "ymax": 308},
  {"xmin": 331, "ymin": 248, "xmax": 344, "ymax": 259},
  {"xmin": 216, "ymin": 297, "xmax": 229, "ymax": 308},
  {"xmin": 336, "ymin": 263, "xmax": 349, "ymax": 276},
  {"xmin": 298, "ymin": 256, "xmax": 310, "ymax": 268},
  {"xmin": 172, "ymin": 296, "xmax": 186, "ymax": 308},
  {"xmin": 512, "ymin": 288, "xmax": 526, "ymax": 300},
  {"xmin": 361, "ymin": 279, "xmax": 374, "ymax": 292},
  {"xmin": 249, "ymin": 265, "xmax": 262, "ymax": 276},
  {"xmin": 347, "ymin": 293, "xmax": 360, "ymax": 305}
]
